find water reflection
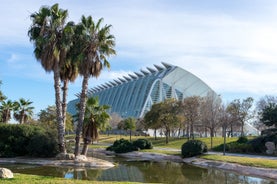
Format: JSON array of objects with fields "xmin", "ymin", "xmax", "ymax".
[{"xmin": 0, "ymin": 156, "xmax": 276, "ymax": 183}]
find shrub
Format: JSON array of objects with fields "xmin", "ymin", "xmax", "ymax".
[
  {"xmin": 27, "ymin": 130, "xmax": 59, "ymax": 157},
  {"xmin": 248, "ymin": 134, "xmax": 277, "ymax": 153},
  {"xmin": 0, "ymin": 124, "xmax": 58, "ymax": 157},
  {"xmin": 106, "ymin": 138, "xmax": 153, "ymax": 153},
  {"xmin": 181, "ymin": 140, "xmax": 207, "ymax": 158},
  {"xmin": 133, "ymin": 139, "xmax": 153, "ymax": 149},
  {"xmin": 107, "ymin": 139, "xmax": 137, "ymax": 153},
  {"xmin": 226, "ymin": 142, "xmax": 253, "ymax": 153},
  {"xmin": 236, "ymin": 136, "xmax": 248, "ymax": 144},
  {"xmin": 261, "ymin": 128, "xmax": 277, "ymax": 136}
]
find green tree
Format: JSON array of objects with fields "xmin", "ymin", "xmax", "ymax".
[
  {"xmin": 81, "ymin": 96, "xmax": 110, "ymax": 156},
  {"xmin": 144, "ymin": 99, "xmax": 182, "ymax": 144},
  {"xmin": 13, "ymin": 98, "xmax": 34, "ymax": 124},
  {"xmin": 28, "ymin": 3, "xmax": 69, "ymax": 153},
  {"xmin": 144, "ymin": 103, "xmax": 161, "ymax": 140},
  {"xmin": 73, "ymin": 16, "xmax": 116, "ymax": 156},
  {"xmin": 38, "ymin": 105, "xmax": 74, "ymax": 133},
  {"xmin": 227, "ymin": 97, "xmax": 254, "ymax": 136},
  {"xmin": 122, "ymin": 117, "xmax": 136, "ymax": 141},
  {"xmin": 260, "ymin": 103, "xmax": 277, "ymax": 127},
  {"xmin": 0, "ymin": 100, "xmax": 16, "ymax": 123},
  {"xmin": 256, "ymin": 95, "xmax": 277, "ymax": 130}
]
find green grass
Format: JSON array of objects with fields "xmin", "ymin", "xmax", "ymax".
[
  {"xmin": 200, "ymin": 154, "xmax": 277, "ymax": 168},
  {"xmin": 0, "ymin": 173, "xmax": 146, "ymax": 184},
  {"xmin": 81, "ymin": 135, "xmax": 256, "ymax": 152},
  {"xmin": 141, "ymin": 149, "xmax": 181, "ymax": 156},
  {"xmin": 84, "ymin": 135, "xmax": 242, "ymax": 150}
]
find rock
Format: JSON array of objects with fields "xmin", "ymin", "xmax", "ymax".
[
  {"xmin": 265, "ymin": 142, "xmax": 276, "ymax": 155},
  {"xmin": 75, "ymin": 155, "xmax": 87, "ymax": 162},
  {"xmin": 0, "ymin": 168, "xmax": 13, "ymax": 179},
  {"xmin": 56, "ymin": 153, "xmax": 75, "ymax": 160},
  {"xmin": 66, "ymin": 153, "xmax": 75, "ymax": 160}
]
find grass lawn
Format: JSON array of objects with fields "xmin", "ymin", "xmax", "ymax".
[
  {"xmin": 0, "ymin": 173, "xmax": 144, "ymax": 184},
  {"xmin": 84, "ymin": 134, "xmax": 241, "ymax": 150},
  {"xmin": 200, "ymin": 154, "xmax": 277, "ymax": 168}
]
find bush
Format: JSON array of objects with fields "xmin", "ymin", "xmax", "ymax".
[
  {"xmin": 133, "ymin": 139, "xmax": 153, "ymax": 149},
  {"xmin": 226, "ymin": 142, "xmax": 253, "ymax": 153},
  {"xmin": 27, "ymin": 130, "xmax": 59, "ymax": 157},
  {"xmin": 248, "ymin": 134, "xmax": 277, "ymax": 153},
  {"xmin": 106, "ymin": 139, "xmax": 137, "ymax": 153},
  {"xmin": 181, "ymin": 140, "xmax": 207, "ymax": 158},
  {"xmin": 106, "ymin": 138, "xmax": 153, "ymax": 153},
  {"xmin": 261, "ymin": 128, "xmax": 277, "ymax": 136},
  {"xmin": 0, "ymin": 124, "xmax": 58, "ymax": 157},
  {"xmin": 236, "ymin": 136, "xmax": 248, "ymax": 144}
]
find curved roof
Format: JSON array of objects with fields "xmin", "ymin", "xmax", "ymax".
[{"xmin": 67, "ymin": 62, "xmax": 216, "ymax": 118}]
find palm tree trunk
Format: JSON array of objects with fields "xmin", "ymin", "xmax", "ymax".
[
  {"xmin": 75, "ymin": 75, "xmax": 89, "ymax": 156},
  {"xmin": 54, "ymin": 64, "xmax": 66, "ymax": 154},
  {"xmin": 62, "ymin": 79, "xmax": 69, "ymax": 132}
]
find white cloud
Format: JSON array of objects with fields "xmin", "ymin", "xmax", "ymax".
[{"xmin": 2, "ymin": 0, "xmax": 277, "ymax": 107}]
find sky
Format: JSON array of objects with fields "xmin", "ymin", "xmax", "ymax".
[{"xmin": 1, "ymin": 0, "xmax": 277, "ymax": 117}]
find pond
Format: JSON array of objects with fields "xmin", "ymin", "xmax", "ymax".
[{"xmin": 1, "ymin": 153, "xmax": 276, "ymax": 184}]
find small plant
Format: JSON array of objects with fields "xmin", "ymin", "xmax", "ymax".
[
  {"xmin": 133, "ymin": 139, "xmax": 153, "ymax": 149},
  {"xmin": 181, "ymin": 140, "xmax": 207, "ymax": 158}
]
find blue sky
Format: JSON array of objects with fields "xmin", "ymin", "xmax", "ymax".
[{"xmin": 1, "ymin": 0, "xmax": 277, "ymax": 117}]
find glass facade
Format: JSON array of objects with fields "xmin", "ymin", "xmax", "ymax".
[{"xmin": 67, "ymin": 62, "xmax": 215, "ymax": 118}]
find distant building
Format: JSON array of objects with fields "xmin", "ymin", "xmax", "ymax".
[{"xmin": 67, "ymin": 62, "xmax": 215, "ymax": 118}]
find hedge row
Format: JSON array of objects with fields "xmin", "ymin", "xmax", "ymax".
[{"xmin": 0, "ymin": 124, "xmax": 58, "ymax": 157}]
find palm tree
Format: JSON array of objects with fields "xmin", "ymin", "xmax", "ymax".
[
  {"xmin": 60, "ymin": 21, "xmax": 79, "ymax": 130},
  {"xmin": 0, "ymin": 80, "xmax": 6, "ymax": 103},
  {"xmin": 73, "ymin": 16, "xmax": 116, "ymax": 156},
  {"xmin": 13, "ymin": 98, "xmax": 34, "ymax": 124},
  {"xmin": 0, "ymin": 100, "xmax": 16, "ymax": 123},
  {"xmin": 81, "ymin": 96, "xmax": 110, "ymax": 156},
  {"xmin": 28, "ymin": 3, "xmax": 69, "ymax": 153}
]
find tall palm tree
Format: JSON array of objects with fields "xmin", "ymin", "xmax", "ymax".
[
  {"xmin": 59, "ymin": 21, "xmax": 78, "ymax": 129},
  {"xmin": 73, "ymin": 16, "xmax": 116, "ymax": 156},
  {"xmin": 28, "ymin": 3, "xmax": 69, "ymax": 153},
  {"xmin": 0, "ymin": 100, "xmax": 16, "ymax": 123},
  {"xmin": 81, "ymin": 96, "xmax": 110, "ymax": 156},
  {"xmin": 13, "ymin": 98, "xmax": 34, "ymax": 124}
]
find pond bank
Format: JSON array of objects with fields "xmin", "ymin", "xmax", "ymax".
[
  {"xmin": 94, "ymin": 148, "xmax": 277, "ymax": 180},
  {"xmin": 0, "ymin": 156, "xmax": 114, "ymax": 169}
]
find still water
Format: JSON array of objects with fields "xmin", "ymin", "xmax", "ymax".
[{"xmin": 1, "ymin": 154, "xmax": 276, "ymax": 184}]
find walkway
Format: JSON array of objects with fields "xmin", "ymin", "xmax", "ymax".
[{"xmin": 207, "ymin": 151, "xmax": 277, "ymax": 160}]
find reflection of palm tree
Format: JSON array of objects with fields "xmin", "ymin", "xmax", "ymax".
[
  {"xmin": 13, "ymin": 98, "xmax": 34, "ymax": 124},
  {"xmin": 73, "ymin": 16, "xmax": 116, "ymax": 156}
]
